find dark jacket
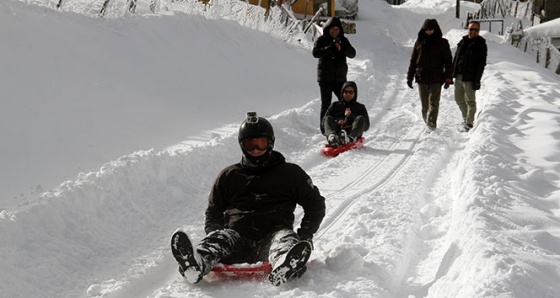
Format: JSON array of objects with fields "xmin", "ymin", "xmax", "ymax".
[
  {"xmin": 204, "ymin": 151, "xmax": 326, "ymax": 241},
  {"xmin": 452, "ymin": 35, "xmax": 487, "ymax": 83},
  {"xmin": 407, "ymin": 19, "xmax": 453, "ymax": 84},
  {"xmin": 323, "ymin": 81, "xmax": 370, "ymax": 132},
  {"xmin": 312, "ymin": 17, "xmax": 356, "ymax": 82}
]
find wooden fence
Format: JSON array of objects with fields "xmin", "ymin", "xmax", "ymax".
[
  {"xmin": 511, "ymin": 23, "xmax": 560, "ymax": 75},
  {"xmin": 474, "ymin": 0, "xmax": 559, "ymax": 75}
]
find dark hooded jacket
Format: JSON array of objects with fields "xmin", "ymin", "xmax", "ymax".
[
  {"xmin": 312, "ymin": 17, "xmax": 357, "ymax": 82},
  {"xmin": 407, "ymin": 19, "xmax": 453, "ymax": 84},
  {"xmin": 322, "ymin": 81, "xmax": 370, "ymax": 132},
  {"xmin": 452, "ymin": 35, "xmax": 487, "ymax": 83},
  {"xmin": 204, "ymin": 151, "xmax": 326, "ymax": 242}
]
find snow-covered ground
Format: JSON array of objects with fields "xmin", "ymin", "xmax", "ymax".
[
  {"xmin": 524, "ymin": 17, "xmax": 560, "ymax": 37},
  {"xmin": 2, "ymin": 0, "xmax": 560, "ymax": 297}
]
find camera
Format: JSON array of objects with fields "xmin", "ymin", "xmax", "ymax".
[
  {"xmin": 334, "ymin": 37, "xmax": 341, "ymax": 44},
  {"xmin": 246, "ymin": 112, "xmax": 259, "ymax": 124}
]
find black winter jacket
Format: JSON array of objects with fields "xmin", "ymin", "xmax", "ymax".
[
  {"xmin": 204, "ymin": 151, "xmax": 326, "ymax": 241},
  {"xmin": 322, "ymin": 81, "xmax": 370, "ymax": 132},
  {"xmin": 312, "ymin": 17, "xmax": 356, "ymax": 82},
  {"xmin": 452, "ymin": 35, "xmax": 487, "ymax": 83},
  {"xmin": 407, "ymin": 19, "xmax": 453, "ymax": 84}
]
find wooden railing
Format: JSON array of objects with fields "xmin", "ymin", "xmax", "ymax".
[
  {"xmin": 55, "ymin": 0, "xmax": 157, "ymax": 17},
  {"xmin": 510, "ymin": 23, "xmax": 560, "ymax": 75},
  {"xmin": 52, "ymin": 0, "xmax": 351, "ymax": 39}
]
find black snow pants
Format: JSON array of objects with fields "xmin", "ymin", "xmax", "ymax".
[{"xmin": 195, "ymin": 229, "xmax": 300, "ymax": 275}]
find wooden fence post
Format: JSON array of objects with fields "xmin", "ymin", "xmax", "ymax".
[
  {"xmin": 545, "ymin": 48, "xmax": 550, "ymax": 69},
  {"xmin": 128, "ymin": 0, "xmax": 137, "ymax": 13},
  {"xmin": 99, "ymin": 0, "xmax": 110, "ymax": 17}
]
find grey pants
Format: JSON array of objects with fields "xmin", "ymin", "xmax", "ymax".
[
  {"xmin": 417, "ymin": 82, "xmax": 442, "ymax": 127},
  {"xmin": 454, "ymin": 74, "xmax": 477, "ymax": 125},
  {"xmin": 323, "ymin": 115, "xmax": 367, "ymax": 139}
]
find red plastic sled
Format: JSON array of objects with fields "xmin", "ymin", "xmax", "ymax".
[
  {"xmin": 210, "ymin": 262, "xmax": 272, "ymax": 279},
  {"xmin": 321, "ymin": 137, "xmax": 365, "ymax": 157}
]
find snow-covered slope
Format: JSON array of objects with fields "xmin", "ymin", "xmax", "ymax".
[
  {"xmin": 2, "ymin": 0, "xmax": 560, "ymax": 297},
  {"xmin": 0, "ymin": 0, "xmax": 314, "ymax": 206}
]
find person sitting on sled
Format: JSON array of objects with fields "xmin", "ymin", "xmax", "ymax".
[
  {"xmin": 322, "ymin": 81, "xmax": 370, "ymax": 147},
  {"xmin": 171, "ymin": 112, "xmax": 326, "ymax": 286}
]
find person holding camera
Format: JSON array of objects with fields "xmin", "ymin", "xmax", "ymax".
[
  {"xmin": 313, "ymin": 16, "xmax": 356, "ymax": 135},
  {"xmin": 406, "ymin": 18, "xmax": 453, "ymax": 131},
  {"xmin": 452, "ymin": 20, "xmax": 487, "ymax": 132},
  {"xmin": 171, "ymin": 112, "xmax": 326, "ymax": 286}
]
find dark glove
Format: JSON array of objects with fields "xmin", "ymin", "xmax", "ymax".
[
  {"xmin": 331, "ymin": 38, "xmax": 342, "ymax": 51},
  {"xmin": 407, "ymin": 80, "xmax": 413, "ymax": 89},
  {"xmin": 443, "ymin": 78, "xmax": 452, "ymax": 89},
  {"xmin": 472, "ymin": 82, "xmax": 481, "ymax": 90}
]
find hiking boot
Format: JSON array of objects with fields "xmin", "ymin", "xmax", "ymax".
[
  {"xmin": 327, "ymin": 134, "xmax": 340, "ymax": 147},
  {"xmin": 268, "ymin": 240, "xmax": 312, "ymax": 286},
  {"xmin": 339, "ymin": 130, "xmax": 350, "ymax": 145},
  {"xmin": 427, "ymin": 123, "xmax": 436, "ymax": 131},
  {"xmin": 458, "ymin": 122, "xmax": 473, "ymax": 132},
  {"xmin": 171, "ymin": 230, "xmax": 205, "ymax": 284}
]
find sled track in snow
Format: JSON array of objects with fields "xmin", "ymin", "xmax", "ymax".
[
  {"xmin": 315, "ymin": 115, "xmax": 426, "ymax": 240},
  {"xmin": 312, "ymin": 80, "xmax": 426, "ymax": 240}
]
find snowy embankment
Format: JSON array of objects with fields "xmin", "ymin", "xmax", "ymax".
[
  {"xmin": 2, "ymin": 0, "xmax": 560, "ymax": 297},
  {"xmin": 0, "ymin": 0, "xmax": 313, "ymax": 207}
]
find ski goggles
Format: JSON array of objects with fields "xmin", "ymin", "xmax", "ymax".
[{"xmin": 241, "ymin": 137, "xmax": 269, "ymax": 151}]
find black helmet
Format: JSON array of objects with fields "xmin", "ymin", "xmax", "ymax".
[
  {"xmin": 238, "ymin": 112, "xmax": 275, "ymax": 145},
  {"xmin": 238, "ymin": 112, "xmax": 275, "ymax": 165}
]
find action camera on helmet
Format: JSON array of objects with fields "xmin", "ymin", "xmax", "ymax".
[
  {"xmin": 238, "ymin": 112, "xmax": 275, "ymax": 144},
  {"xmin": 246, "ymin": 112, "xmax": 259, "ymax": 124}
]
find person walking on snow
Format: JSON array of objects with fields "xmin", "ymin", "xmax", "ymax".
[
  {"xmin": 452, "ymin": 20, "xmax": 487, "ymax": 132},
  {"xmin": 313, "ymin": 16, "xmax": 356, "ymax": 135},
  {"xmin": 323, "ymin": 81, "xmax": 369, "ymax": 147},
  {"xmin": 407, "ymin": 18, "xmax": 453, "ymax": 131},
  {"xmin": 171, "ymin": 112, "xmax": 326, "ymax": 286}
]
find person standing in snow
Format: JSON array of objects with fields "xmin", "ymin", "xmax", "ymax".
[
  {"xmin": 313, "ymin": 16, "xmax": 356, "ymax": 135},
  {"xmin": 171, "ymin": 112, "xmax": 326, "ymax": 286},
  {"xmin": 323, "ymin": 81, "xmax": 369, "ymax": 147},
  {"xmin": 452, "ymin": 20, "xmax": 487, "ymax": 132},
  {"xmin": 407, "ymin": 18, "xmax": 453, "ymax": 131}
]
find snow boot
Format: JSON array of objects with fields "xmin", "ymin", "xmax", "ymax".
[
  {"xmin": 328, "ymin": 133, "xmax": 340, "ymax": 147},
  {"xmin": 171, "ymin": 230, "xmax": 205, "ymax": 284},
  {"xmin": 458, "ymin": 122, "xmax": 473, "ymax": 132},
  {"xmin": 268, "ymin": 240, "xmax": 312, "ymax": 286},
  {"xmin": 339, "ymin": 130, "xmax": 350, "ymax": 145}
]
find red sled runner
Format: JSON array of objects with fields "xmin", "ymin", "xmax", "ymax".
[
  {"xmin": 321, "ymin": 137, "xmax": 365, "ymax": 157},
  {"xmin": 211, "ymin": 262, "xmax": 272, "ymax": 279}
]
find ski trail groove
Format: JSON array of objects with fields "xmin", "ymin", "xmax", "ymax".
[{"xmin": 315, "ymin": 115, "xmax": 426, "ymax": 240}]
